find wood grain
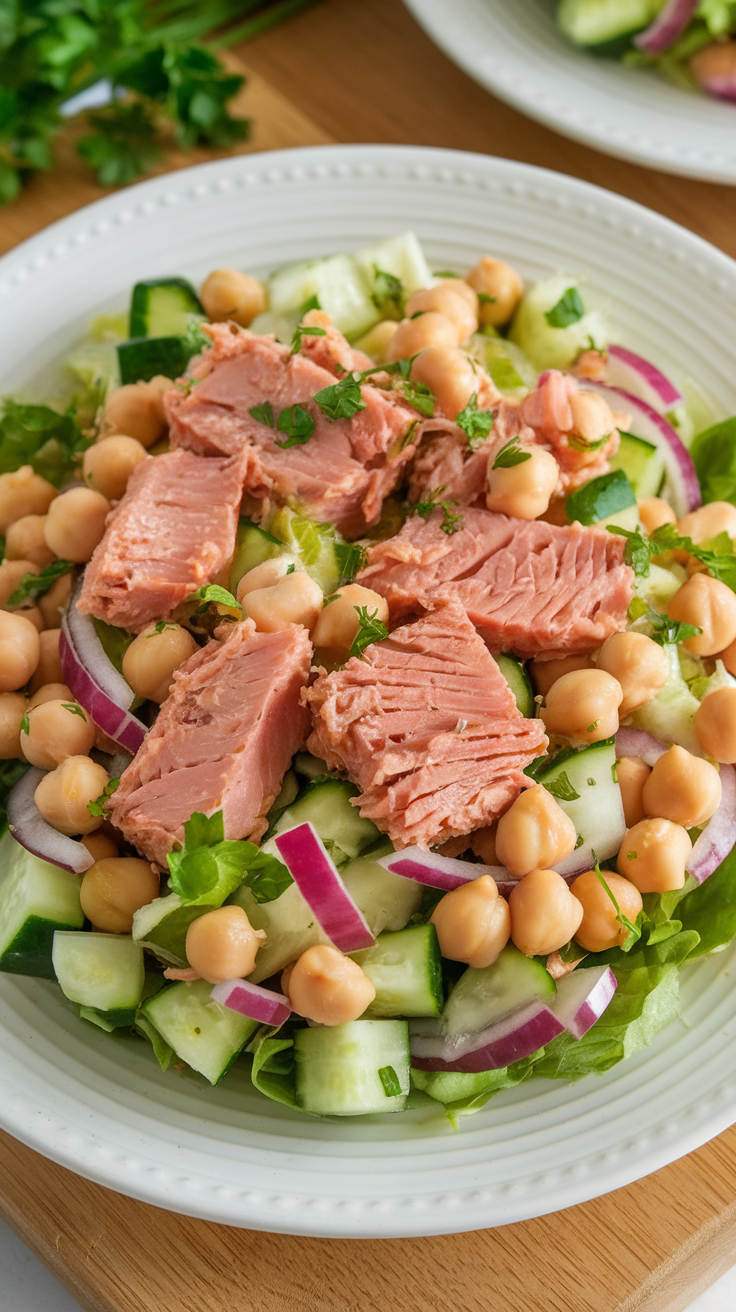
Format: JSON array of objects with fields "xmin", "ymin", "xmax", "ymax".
[{"xmin": 2, "ymin": 2, "xmax": 736, "ymax": 1309}]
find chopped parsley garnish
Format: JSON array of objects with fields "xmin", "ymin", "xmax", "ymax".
[
  {"xmin": 275, "ymin": 405, "xmax": 315, "ymax": 447},
  {"xmin": 349, "ymin": 606, "xmax": 389, "ymax": 659},
  {"xmin": 477, "ymin": 291, "xmax": 497, "ymax": 305},
  {"xmin": 184, "ymin": 583, "xmax": 242, "ymax": 614},
  {"xmin": 167, "ymin": 810, "xmax": 292, "ymax": 904},
  {"xmin": 334, "ymin": 540, "xmax": 367, "ymax": 584},
  {"xmin": 87, "ymin": 776, "xmax": 121, "ymax": 818},
  {"xmin": 8, "ymin": 559, "xmax": 73, "ymax": 607},
  {"xmin": 299, "ymin": 294, "xmax": 321, "ymax": 316},
  {"xmin": 377, "ymin": 1065, "xmax": 402, "ymax": 1097},
  {"xmin": 567, "ymin": 431, "xmax": 611, "ymax": 453},
  {"xmin": 544, "ymin": 771, "xmax": 580, "ymax": 802},
  {"xmin": 587, "ymin": 721, "xmax": 599, "ymax": 733},
  {"xmin": 544, "ymin": 286, "xmax": 585, "ymax": 329},
  {"xmin": 153, "ymin": 620, "xmax": 178, "ymax": 635},
  {"xmin": 410, "ymin": 485, "xmax": 463, "ymax": 536},
  {"xmin": 248, "ymin": 401, "xmax": 275, "ymax": 427},
  {"xmin": 433, "ymin": 270, "xmax": 458, "ymax": 278},
  {"xmin": 609, "ymin": 522, "xmax": 736, "ymax": 592},
  {"xmin": 19, "ymin": 713, "xmax": 29, "ymax": 736},
  {"xmin": 314, "ymin": 374, "xmax": 366, "ymax": 421},
  {"xmin": 62, "ymin": 702, "xmax": 87, "ymax": 720},
  {"xmin": 290, "ymin": 324, "xmax": 327, "ymax": 354},
  {"xmin": 492, "ymin": 435, "xmax": 532, "ymax": 469},
  {"xmin": 322, "ymin": 593, "xmax": 339, "ymax": 606},
  {"xmin": 595, "ymin": 861, "xmax": 641, "ymax": 950},
  {"xmin": 607, "ymin": 526, "xmax": 658, "ymax": 578},
  {"xmin": 456, "ymin": 392, "xmax": 494, "ymax": 450},
  {"xmin": 399, "ymin": 379, "xmax": 435, "ymax": 418},
  {"xmin": 286, "ymin": 563, "xmax": 296, "ymax": 575},
  {"xmin": 643, "ymin": 606, "xmax": 702, "ymax": 647},
  {"xmin": 488, "ymin": 358, "xmax": 524, "ymax": 391},
  {"xmin": 372, "ymin": 266, "xmax": 403, "ymax": 318}
]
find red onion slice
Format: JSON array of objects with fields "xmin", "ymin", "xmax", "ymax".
[
  {"xmin": 60, "ymin": 622, "xmax": 146, "ymax": 755},
  {"xmin": 7, "ymin": 767, "xmax": 94, "ymax": 873},
  {"xmin": 581, "ymin": 381, "xmax": 701, "ymax": 516},
  {"xmin": 605, "ymin": 345, "xmax": 682, "ymax": 413},
  {"xmin": 550, "ymin": 965, "xmax": 617, "ymax": 1039},
  {"xmin": 410, "ymin": 1000, "xmax": 565, "ymax": 1072},
  {"xmin": 65, "ymin": 575, "xmax": 136, "ymax": 710},
  {"xmin": 615, "ymin": 726, "xmax": 668, "ymax": 767},
  {"xmin": 210, "ymin": 978, "xmax": 292, "ymax": 1026},
  {"xmin": 274, "ymin": 822, "xmax": 375, "ymax": 952},
  {"xmin": 689, "ymin": 763, "xmax": 736, "ymax": 883},
  {"xmin": 378, "ymin": 847, "xmax": 517, "ymax": 897},
  {"xmin": 634, "ymin": 0, "xmax": 698, "ymax": 55}
]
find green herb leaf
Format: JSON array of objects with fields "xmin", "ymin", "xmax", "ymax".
[
  {"xmin": 314, "ymin": 374, "xmax": 366, "ymax": 421},
  {"xmin": 606, "ymin": 525, "xmax": 658, "ymax": 578},
  {"xmin": 544, "ymin": 286, "xmax": 585, "ymax": 329},
  {"xmin": 299, "ymin": 294, "xmax": 321, "ymax": 315},
  {"xmin": 62, "ymin": 702, "xmax": 87, "ymax": 721},
  {"xmin": 399, "ymin": 379, "xmax": 435, "ymax": 417},
  {"xmin": 153, "ymin": 620, "xmax": 178, "ymax": 635},
  {"xmin": 567, "ymin": 431, "xmax": 611, "ymax": 453},
  {"xmin": 652, "ymin": 522, "xmax": 736, "ymax": 593},
  {"xmin": 77, "ymin": 102, "xmax": 160, "ymax": 187},
  {"xmin": 19, "ymin": 713, "xmax": 29, "ymax": 737},
  {"xmin": 544, "ymin": 771, "xmax": 580, "ymax": 802},
  {"xmin": 372, "ymin": 266, "xmax": 404, "ymax": 318},
  {"xmin": 334, "ymin": 540, "xmax": 367, "ymax": 585},
  {"xmin": 409, "ymin": 485, "xmax": 463, "ymax": 536},
  {"xmin": 645, "ymin": 606, "xmax": 702, "ymax": 647},
  {"xmin": 0, "ymin": 400, "xmax": 90, "ymax": 487},
  {"xmin": 8, "ymin": 559, "xmax": 73, "ymax": 607},
  {"xmin": 349, "ymin": 606, "xmax": 389, "ymax": 659},
  {"xmin": 488, "ymin": 357, "xmax": 524, "ymax": 391},
  {"xmin": 477, "ymin": 291, "xmax": 497, "ymax": 305},
  {"xmin": 627, "ymin": 596, "xmax": 649, "ymax": 622},
  {"xmin": 492, "ymin": 435, "xmax": 532, "ymax": 469},
  {"xmin": 290, "ymin": 324, "xmax": 327, "ymax": 353},
  {"xmin": 595, "ymin": 861, "xmax": 641, "ymax": 950},
  {"xmin": 456, "ymin": 392, "xmax": 493, "ymax": 450},
  {"xmin": 87, "ymin": 776, "xmax": 120, "ymax": 818},
  {"xmin": 184, "ymin": 583, "xmax": 242, "ymax": 614},
  {"xmin": 249, "ymin": 401, "xmax": 275, "ymax": 427},
  {"xmin": 276, "ymin": 404, "xmax": 315, "ymax": 447},
  {"xmin": 378, "ymin": 1064, "xmax": 402, "ymax": 1097},
  {"xmin": 167, "ymin": 808, "xmax": 291, "ymax": 904}
]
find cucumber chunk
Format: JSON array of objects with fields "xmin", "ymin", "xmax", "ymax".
[
  {"xmin": 441, "ymin": 944, "xmax": 555, "ymax": 1038},
  {"xmin": 351, "ymin": 924, "xmax": 443, "ymax": 1018},
  {"xmin": 0, "ymin": 833, "xmax": 83, "ymax": 979},
  {"xmin": 509, "ymin": 273, "xmax": 607, "ymax": 372},
  {"xmin": 609, "ymin": 431, "xmax": 665, "ymax": 499},
  {"xmin": 52, "ymin": 932, "xmax": 144, "ymax": 1027},
  {"xmin": 268, "ymin": 254, "xmax": 379, "ymax": 340},
  {"xmin": 354, "ymin": 232, "xmax": 434, "ymax": 301},
  {"xmin": 141, "ymin": 978, "xmax": 259, "ymax": 1085},
  {"xmin": 117, "ymin": 336, "xmax": 192, "ymax": 386},
  {"xmin": 228, "ymin": 517, "xmax": 285, "ymax": 591},
  {"xmin": 496, "ymin": 653, "xmax": 534, "ymax": 717},
  {"xmin": 294, "ymin": 1019, "xmax": 410, "ymax": 1115},
  {"xmin": 565, "ymin": 468, "xmax": 637, "ymax": 529},
  {"xmin": 270, "ymin": 777, "xmax": 380, "ymax": 868},
  {"xmin": 557, "ymin": 0, "xmax": 662, "ymax": 53},
  {"xmin": 341, "ymin": 852, "xmax": 422, "ymax": 936},
  {"xmin": 129, "ymin": 278, "xmax": 205, "ymax": 339},
  {"xmin": 268, "ymin": 508, "xmax": 349, "ymax": 594},
  {"xmin": 631, "ymin": 642, "xmax": 701, "ymax": 754},
  {"xmin": 532, "ymin": 737, "xmax": 625, "ymax": 862}
]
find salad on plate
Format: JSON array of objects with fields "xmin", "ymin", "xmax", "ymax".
[{"xmin": 1, "ymin": 230, "xmax": 736, "ymax": 1123}]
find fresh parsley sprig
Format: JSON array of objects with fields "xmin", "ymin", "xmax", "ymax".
[
  {"xmin": 544, "ymin": 287, "xmax": 585, "ymax": 329},
  {"xmin": 492, "ymin": 435, "xmax": 532, "ymax": 469},
  {"xmin": 8, "ymin": 559, "xmax": 73, "ymax": 608},
  {"xmin": 314, "ymin": 375, "xmax": 366, "ymax": 421},
  {"xmin": 276, "ymin": 404, "xmax": 315, "ymax": 447},
  {"xmin": 87, "ymin": 776, "xmax": 121, "ymax": 819},
  {"xmin": 409, "ymin": 485, "xmax": 463, "ymax": 536},
  {"xmin": 290, "ymin": 324, "xmax": 327, "ymax": 354},
  {"xmin": 609, "ymin": 521, "xmax": 736, "ymax": 591},
  {"xmin": 349, "ymin": 606, "xmax": 389, "ymax": 659},
  {"xmin": 456, "ymin": 393, "xmax": 493, "ymax": 450},
  {"xmin": 594, "ymin": 860, "xmax": 641, "ymax": 952}
]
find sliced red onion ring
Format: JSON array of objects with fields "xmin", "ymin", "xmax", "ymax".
[
  {"xmin": 410, "ymin": 1000, "xmax": 565, "ymax": 1072},
  {"xmin": 65, "ymin": 575, "xmax": 136, "ymax": 710},
  {"xmin": 7, "ymin": 766, "xmax": 94, "ymax": 873},
  {"xmin": 274, "ymin": 822, "xmax": 375, "ymax": 952},
  {"xmin": 582, "ymin": 380, "xmax": 701, "ymax": 516},
  {"xmin": 605, "ymin": 345, "xmax": 682, "ymax": 414},
  {"xmin": 377, "ymin": 847, "xmax": 517, "ymax": 897},
  {"xmin": 690, "ymin": 763, "xmax": 736, "ymax": 883},
  {"xmin": 211, "ymin": 978, "xmax": 292, "ymax": 1026},
  {"xmin": 615, "ymin": 726, "xmax": 667, "ymax": 767},
  {"xmin": 634, "ymin": 0, "xmax": 698, "ymax": 54},
  {"xmin": 60, "ymin": 622, "xmax": 146, "ymax": 755},
  {"xmin": 550, "ymin": 965, "xmax": 617, "ymax": 1039}
]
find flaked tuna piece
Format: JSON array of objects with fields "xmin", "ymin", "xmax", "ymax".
[
  {"xmin": 406, "ymin": 419, "xmax": 490, "ymax": 508},
  {"xmin": 165, "ymin": 325, "xmax": 419, "ymax": 537},
  {"xmin": 306, "ymin": 600, "xmax": 547, "ymax": 849},
  {"xmin": 109, "ymin": 618, "xmax": 312, "ymax": 867},
  {"xmin": 77, "ymin": 448, "xmax": 245, "ymax": 631},
  {"xmin": 357, "ymin": 506, "xmax": 634, "ymax": 660},
  {"xmin": 297, "ymin": 309, "xmax": 373, "ymax": 376}
]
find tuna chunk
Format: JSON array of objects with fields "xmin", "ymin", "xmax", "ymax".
[
  {"xmin": 357, "ymin": 507, "xmax": 633, "ymax": 659},
  {"xmin": 407, "ymin": 419, "xmax": 490, "ymax": 508},
  {"xmin": 77, "ymin": 448, "xmax": 245, "ymax": 631},
  {"xmin": 166, "ymin": 325, "xmax": 419, "ymax": 537},
  {"xmin": 306, "ymin": 600, "xmax": 547, "ymax": 848},
  {"xmin": 109, "ymin": 618, "xmax": 312, "ymax": 867},
  {"xmin": 297, "ymin": 309, "xmax": 373, "ymax": 376}
]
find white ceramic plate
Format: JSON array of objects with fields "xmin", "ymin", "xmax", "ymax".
[
  {"xmin": 2, "ymin": 144, "xmax": 736, "ymax": 1237},
  {"xmin": 404, "ymin": 0, "xmax": 736, "ymax": 182}
]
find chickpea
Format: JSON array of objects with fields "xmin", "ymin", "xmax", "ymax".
[
  {"xmin": 102, "ymin": 378, "xmax": 170, "ymax": 448},
  {"xmin": 0, "ymin": 611, "xmax": 40, "ymax": 692},
  {"xmin": 28, "ymin": 629, "xmax": 63, "ymax": 695},
  {"xmin": 495, "ymin": 784, "xmax": 577, "ymax": 878},
  {"xmin": 38, "ymin": 570, "xmax": 72, "ymax": 629},
  {"xmin": 0, "ymin": 559, "xmax": 38, "ymax": 609},
  {"xmin": 34, "ymin": 756, "xmax": 109, "ymax": 836},
  {"xmin": 541, "ymin": 668, "xmax": 623, "ymax": 744},
  {"xmin": 668, "ymin": 573, "xmax": 736, "ymax": 657},
  {"xmin": 5, "ymin": 514, "xmax": 55, "ymax": 569},
  {"xmin": 596, "ymin": 631, "xmax": 669, "ymax": 717},
  {"xmin": 354, "ymin": 320, "xmax": 399, "ymax": 365},
  {"xmin": 404, "ymin": 285, "xmax": 478, "ymax": 344},
  {"xmin": 571, "ymin": 870, "xmax": 643, "ymax": 953},
  {"xmin": 44, "ymin": 487, "xmax": 111, "ymax": 564},
  {"xmin": 122, "ymin": 623, "xmax": 198, "ymax": 704},
  {"xmin": 0, "ymin": 466, "xmax": 57, "ymax": 534},
  {"xmin": 691, "ymin": 40, "xmax": 736, "ymax": 94},
  {"xmin": 236, "ymin": 553, "xmax": 301, "ymax": 604},
  {"xmin": 530, "ymin": 653, "xmax": 594, "ymax": 698},
  {"xmin": 83, "ymin": 436, "xmax": 148, "ymax": 502},
  {"xmin": 638, "ymin": 497, "xmax": 676, "ymax": 536},
  {"xmin": 185, "ymin": 905, "xmax": 266, "ymax": 982},
  {"xmin": 312, "ymin": 585, "xmax": 389, "ymax": 654},
  {"xmin": 569, "ymin": 392, "xmax": 615, "ymax": 445},
  {"xmin": 81, "ymin": 831, "xmax": 119, "ymax": 862},
  {"xmin": 387, "ymin": 313, "xmax": 458, "ymax": 363},
  {"xmin": 508, "ymin": 868, "xmax": 584, "ymax": 956},
  {"xmin": 243, "ymin": 572, "xmax": 323, "ymax": 634},
  {"xmin": 678, "ymin": 501, "xmax": 736, "ymax": 545},
  {"xmin": 20, "ymin": 698, "xmax": 95, "ymax": 770},
  {"xmin": 694, "ymin": 686, "xmax": 736, "ymax": 763},
  {"xmin": 284, "ymin": 944, "xmax": 376, "ymax": 1026},
  {"xmin": 616, "ymin": 756, "xmax": 651, "ymax": 828},
  {"xmin": 642, "ymin": 743, "xmax": 721, "ymax": 828},
  {"xmin": 80, "ymin": 857, "xmax": 159, "ymax": 934},
  {"xmin": 466, "ymin": 257, "xmax": 524, "ymax": 327},
  {"xmin": 0, "ymin": 691, "xmax": 27, "ymax": 759},
  {"xmin": 486, "ymin": 445, "xmax": 559, "ymax": 520},
  {"xmin": 430, "ymin": 875, "xmax": 511, "ymax": 968},
  {"xmin": 617, "ymin": 817, "xmax": 692, "ymax": 892},
  {"xmin": 409, "ymin": 346, "xmax": 477, "ymax": 419},
  {"xmin": 199, "ymin": 269, "xmax": 266, "ymax": 327},
  {"xmin": 28, "ymin": 682, "xmax": 72, "ymax": 708}
]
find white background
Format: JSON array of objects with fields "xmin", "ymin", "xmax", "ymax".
[{"xmin": 1, "ymin": 1215, "xmax": 735, "ymax": 1310}]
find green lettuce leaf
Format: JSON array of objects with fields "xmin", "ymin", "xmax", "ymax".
[
  {"xmin": 249, "ymin": 1030, "xmax": 298, "ymax": 1110},
  {"xmin": 0, "ymin": 400, "xmax": 90, "ymax": 486},
  {"xmin": 410, "ymin": 1060, "xmax": 534, "ymax": 1118},
  {"xmin": 691, "ymin": 416, "xmax": 736, "ymax": 507},
  {"xmin": 676, "ymin": 847, "xmax": 736, "ymax": 958}
]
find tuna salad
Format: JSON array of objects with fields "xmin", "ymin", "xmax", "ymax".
[{"xmin": 1, "ymin": 232, "xmax": 736, "ymax": 1121}]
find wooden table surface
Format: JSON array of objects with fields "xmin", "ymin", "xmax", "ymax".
[{"xmin": 2, "ymin": 2, "xmax": 736, "ymax": 1310}]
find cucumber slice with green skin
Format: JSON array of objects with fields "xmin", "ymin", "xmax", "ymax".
[
  {"xmin": 557, "ymin": 0, "xmax": 662, "ymax": 52},
  {"xmin": 351, "ymin": 924, "xmax": 443, "ymax": 1018},
  {"xmin": 129, "ymin": 278, "xmax": 205, "ymax": 339},
  {"xmin": 531, "ymin": 737, "xmax": 626, "ymax": 863},
  {"xmin": 509, "ymin": 273, "xmax": 608, "ymax": 372},
  {"xmin": 496, "ymin": 653, "xmax": 534, "ymax": 717},
  {"xmin": 117, "ymin": 336, "xmax": 192, "ymax": 386},
  {"xmin": 341, "ymin": 851, "xmax": 422, "ymax": 936},
  {"xmin": 270, "ymin": 777, "xmax": 380, "ymax": 868},
  {"xmin": 294, "ymin": 1019, "xmax": 410, "ymax": 1115},
  {"xmin": 141, "ymin": 978, "xmax": 259, "ymax": 1085},
  {"xmin": 268, "ymin": 254, "xmax": 380, "ymax": 341},
  {"xmin": 0, "ymin": 834, "xmax": 83, "ymax": 979},
  {"xmin": 354, "ymin": 232, "xmax": 434, "ymax": 301},
  {"xmin": 52, "ymin": 932, "xmax": 144, "ymax": 1026},
  {"xmin": 565, "ymin": 468, "xmax": 636, "ymax": 528},
  {"xmin": 609, "ymin": 431, "xmax": 666, "ymax": 499},
  {"xmin": 440, "ymin": 944, "xmax": 555, "ymax": 1039},
  {"xmin": 268, "ymin": 508, "xmax": 345, "ymax": 594},
  {"xmin": 228, "ymin": 517, "xmax": 284, "ymax": 592}
]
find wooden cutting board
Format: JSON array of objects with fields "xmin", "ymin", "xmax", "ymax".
[{"xmin": 3, "ymin": 2, "xmax": 736, "ymax": 1308}]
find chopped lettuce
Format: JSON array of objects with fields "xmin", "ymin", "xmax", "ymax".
[
  {"xmin": 0, "ymin": 399, "xmax": 90, "ymax": 486},
  {"xmin": 249, "ymin": 1029, "xmax": 299, "ymax": 1109},
  {"xmin": 677, "ymin": 847, "xmax": 736, "ymax": 958},
  {"xmin": 691, "ymin": 416, "xmax": 736, "ymax": 507}
]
